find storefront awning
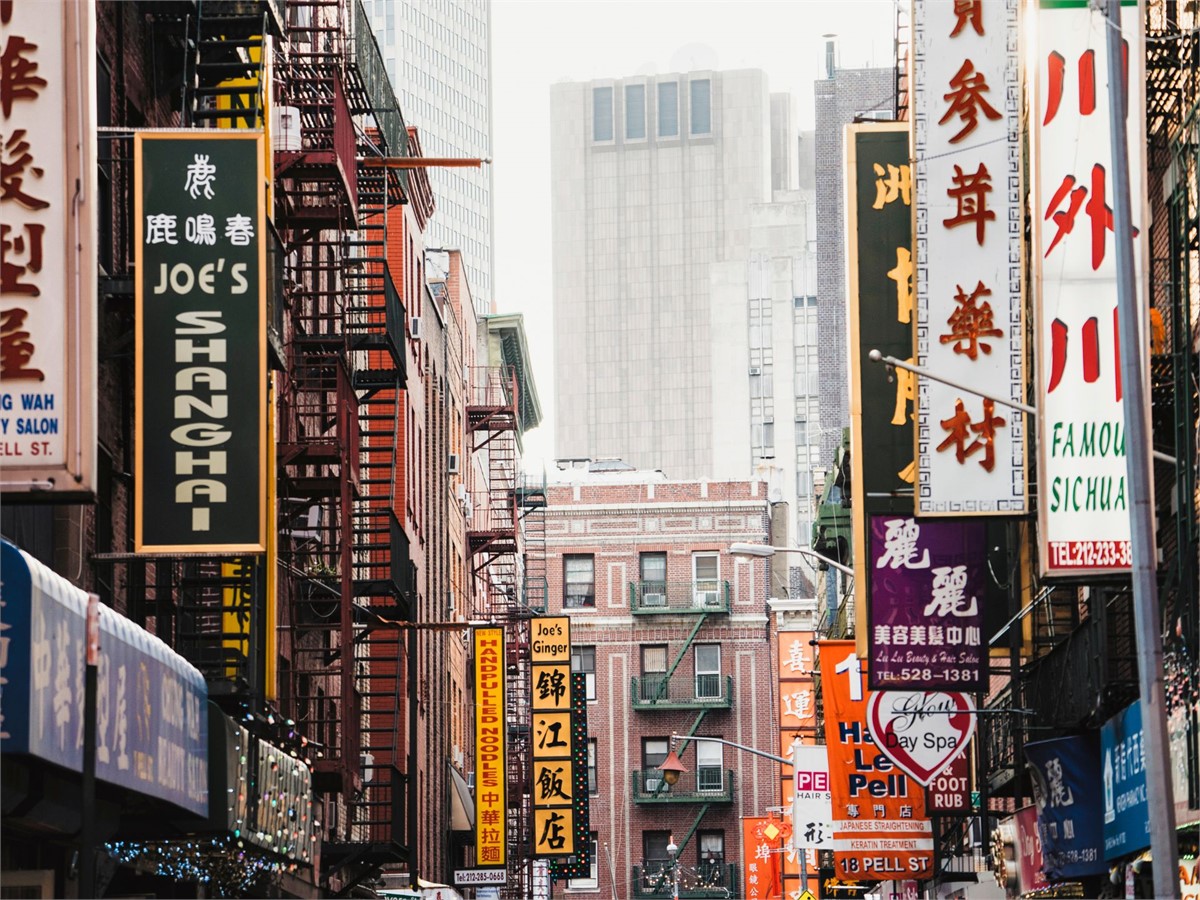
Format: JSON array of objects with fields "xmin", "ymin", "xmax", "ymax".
[
  {"xmin": 449, "ymin": 763, "xmax": 475, "ymax": 832},
  {"xmin": 0, "ymin": 538, "xmax": 209, "ymax": 816}
]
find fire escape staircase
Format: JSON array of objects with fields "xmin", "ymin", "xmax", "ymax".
[
  {"xmin": 466, "ymin": 366, "xmax": 536, "ymax": 898},
  {"xmin": 268, "ymin": 0, "xmax": 412, "ymax": 888}
]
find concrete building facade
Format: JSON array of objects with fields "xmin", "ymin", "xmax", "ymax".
[
  {"xmin": 543, "ymin": 469, "xmax": 780, "ymax": 899},
  {"xmin": 551, "ymin": 69, "xmax": 826, "ymax": 555},
  {"xmin": 365, "ymin": 0, "xmax": 494, "ymax": 315}
]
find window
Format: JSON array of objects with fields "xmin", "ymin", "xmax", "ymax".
[
  {"xmin": 625, "ymin": 83, "xmax": 646, "ymax": 139},
  {"xmin": 564, "ymin": 555, "xmax": 595, "ymax": 608},
  {"xmin": 697, "ymin": 831, "xmax": 726, "ymax": 885},
  {"xmin": 690, "ymin": 78, "xmax": 711, "ymax": 134},
  {"xmin": 571, "ymin": 645, "xmax": 596, "ymax": 701},
  {"xmin": 642, "ymin": 738, "xmax": 669, "ymax": 791},
  {"xmin": 643, "ymin": 830, "xmax": 672, "ymax": 884},
  {"xmin": 694, "ymin": 644, "xmax": 721, "ymax": 699},
  {"xmin": 696, "ymin": 739, "xmax": 723, "ymax": 792},
  {"xmin": 568, "ymin": 833, "xmax": 599, "ymax": 890},
  {"xmin": 657, "ymin": 81, "xmax": 679, "ymax": 137},
  {"xmin": 587, "ymin": 739, "xmax": 598, "ymax": 794},
  {"xmin": 641, "ymin": 645, "xmax": 668, "ymax": 701},
  {"xmin": 639, "ymin": 552, "xmax": 667, "ymax": 605},
  {"xmin": 593, "ymin": 86, "xmax": 613, "ymax": 141},
  {"xmin": 692, "ymin": 552, "xmax": 720, "ymax": 607}
]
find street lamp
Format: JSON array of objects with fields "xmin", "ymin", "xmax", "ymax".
[
  {"xmin": 729, "ymin": 542, "xmax": 855, "ymax": 577},
  {"xmin": 659, "ymin": 733, "xmax": 801, "ymax": 844},
  {"xmin": 665, "ymin": 838, "xmax": 681, "ymax": 900}
]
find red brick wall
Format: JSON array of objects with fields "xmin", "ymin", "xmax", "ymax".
[{"xmin": 544, "ymin": 477, "xmax": 779, "ymax": 897}]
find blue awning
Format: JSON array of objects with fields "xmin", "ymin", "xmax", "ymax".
[{"xmin": 0, "ymin": 538, "xmax": 208, "ymax": 815}]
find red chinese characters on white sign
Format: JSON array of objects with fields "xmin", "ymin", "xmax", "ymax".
[
  {"xmin": 914, "ymin": 0, "xmax": 1026, "ymax": 515},
  {"xmin": 1033, "ymin": 1, "xmax": 1147, "ymax": 574}
]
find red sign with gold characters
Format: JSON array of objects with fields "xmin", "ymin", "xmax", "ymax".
[
  {"xmin": 818, "ymin": 641, "xmax": 933, "ymax": 882},
  {"xmin": 0, "ymin": 0, "xmax": 96, "ymax": 496}
]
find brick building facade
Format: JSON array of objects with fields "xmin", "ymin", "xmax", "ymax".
[{"xmin": 543, "ymin": 470, "xmax": 782, "ymax": 898}]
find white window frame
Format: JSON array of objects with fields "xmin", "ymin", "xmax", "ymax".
[
  {"xmin": 696, "ymin": 739, "xmax": 723, "ymax": 792},
  {"xmin": 624, "ymin": 82, "xmax": 647, "ymax": 141},
  {"xmin": 694, "ymin": 644, "xmax": 721, "ymax": 699},
  {"xmin": 572, "ymin": 644, "xmax": 597, "ymax": 701},
  {"xmin": 692, "ymin": 552, "xmax": 720, "ymax": 607},
  {"xmin": 567, "ymin": 834, "xmax": 600, "ymax": 890},
  {"xmin": 592, "ymin": 85, "xmax": 614, "ymax": 142}
]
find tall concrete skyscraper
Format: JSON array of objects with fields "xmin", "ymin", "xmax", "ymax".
[
  {"xmin": 364, "ymin": 0, "xmax": 494, "ymax": 314},
  {"xmin": 551, "ymin": 70, "xmax": 828, "ymax": 559}
]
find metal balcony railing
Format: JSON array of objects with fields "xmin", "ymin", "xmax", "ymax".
[
  {"xmin": 630, "ymin": 675, "xmax": 733, "ymax": 711},
  {"xmin": 629, "ymin": 580, "xmax": 732, "ymax": 614},
  {"xmin": 630, "ymin": 768, "xmax": 734, "ymax": 803},
  {"xmin": 630, "ymin": 863, "xmax": 740, "ymax": 898}
]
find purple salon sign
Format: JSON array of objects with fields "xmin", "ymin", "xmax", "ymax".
[{"xmin": 867, "ymin": 515, "xmax": 987, "ymax": 692}]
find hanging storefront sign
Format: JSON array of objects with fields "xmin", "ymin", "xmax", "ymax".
[
  {"xmin": 0, "ymin": 539, "xmax": 208, "ymax": 815},
  {"xmin": 1025, "ymin": 735, "xmax": 1106, "ymax": 879},
  {"xmin": 0, "ymin": 0, "xmax": 97, "ymax": 497},
  {"xmin": 473, "ymin": 626, "xmax": 506, "ymax": 868},
  {"xmin": 867, "ymin": 515, "xmax": 987, "ymax": 691},
  {"xmin": 742, "ymin": 817, "xmax": 783, "ymax": 900},
  {"xmin": 818, "ymin": 641, "xmax": 933, "ymax": 882},
  {"xmin": 866, "ymin": 690, "xmax": 976, "ymax": 787},
  {"xmin": 548, "ymin": 673, "xmax": 592, "ymax": 880},
  {"xmin": 1102, "ymin": 700, "xmax": 1151, "ymax": 860},
  {"xmin": 913, "ymin": 0, "xmax": 1026, "ymax": 514},
  {"xmin": 1014, "ymin": 804, "xmax": 1050, "ymax": 893},
  {"xmin": 846, "ymin": 123, "xmax": 915, "ymax": 651},
  {"xmin": 1032, "ymin": 0, "xmax": 1150, "ymax": 575},
  {"xmin": 791, "ymin": 743, "xmax": 835, "ymax": 851},
  {"xmin": 926, "ymin": 747, "xmax": 973, "ymax": 813},
  {"xmin": 135, "ymin": 133, "xmax": 267, "ymax": 552},
  {"xmin": 779, "ymin": 630, "xmax": 818, "ymax": 756},
  {"xmin": 530, "ymin": 616, "xmax": 575, "ymax": 857}
]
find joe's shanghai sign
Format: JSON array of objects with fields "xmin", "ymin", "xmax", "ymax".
[{"xmin": 135, "ymin": 134, "xmax": 266, "ymax": 551}]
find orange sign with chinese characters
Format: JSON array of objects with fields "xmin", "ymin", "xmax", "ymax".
[
  {"xmin": 742, "ymin": 817, "xmax": 783, "ymax": 900},
  {"xmin": 529, "ymin": 616, "xmax": 577, "ymax": 857},
  {"xmin": 818, "ymin": 641, "xmax": 933, "ymax": 882}
]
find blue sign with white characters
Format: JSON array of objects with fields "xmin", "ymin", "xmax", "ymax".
[
  {"xmin": 0, "ymin": 539, "xmax": 208, "ymax": 815},
  {"xmin": 1102, "ymin": 700, "xmax": 1150, "ymax": 860},
  {"xmin": 1025, "ymin": 735, "xmax": 1106, "ymax": 879}
]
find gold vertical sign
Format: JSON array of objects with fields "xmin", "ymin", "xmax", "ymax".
[
  {"xmin": 531, "ymin": 617, "xmax": 576, "ymax": 857},
  {"xmin": 474, "ymin": 627, "xmax": 507, "ymax": 868}
]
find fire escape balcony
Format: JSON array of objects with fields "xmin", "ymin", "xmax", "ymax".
[
  {"xmin": 630, "ymin": 675, "xmax": 733, "ymax": 711},
  {"xmin": 631, "ymin": 863, "xmax": 740, "ymax": 899},
  {"xmin": 631, "ymin": 769, "xmax": 734, "ymax": 804},
  {"xmin": 629, "ymin": 580, "xmax": 732, "ymax": 615}
]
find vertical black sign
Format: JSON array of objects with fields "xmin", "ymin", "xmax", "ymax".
[
  {"xmin": 850, "ymin": 126, "xmax": 914, "ymax": 513},
  {"xmin": 135, "ymin": 134, "xmax": 265, "ymax": 551},
  {"xmin": 847, "ymin": 123, "xmax": 914, "ymax": 649}
]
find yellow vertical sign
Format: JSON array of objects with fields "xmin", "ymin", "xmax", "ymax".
[
  {"xmin": 530, "ymin": 616, "xmax": 576, "ymax": 857},
  {"xmin": 474, "ymin": 627, "xmax": 507, "ymax": 867}
]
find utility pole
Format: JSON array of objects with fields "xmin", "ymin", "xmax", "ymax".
[{"xmin": 1102, "ymin": 1, "xmax": 1179, "ymax": 896}]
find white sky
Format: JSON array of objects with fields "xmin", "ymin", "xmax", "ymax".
[{"xmin": 489, "ymin": 0, "xmax": 898, "ymax": 474}]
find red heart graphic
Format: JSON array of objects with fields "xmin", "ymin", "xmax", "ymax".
[{"xmin": 866, "ymin": 690, "xmax": 976, "ymax": 787}]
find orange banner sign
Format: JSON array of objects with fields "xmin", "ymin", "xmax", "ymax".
[
  {"xmin": 818, "ymin": 640, "xmax": 933, "ymax": 882},
  {"xmin": 742, "ymin": 817, "xmax": 783, "ymax": 900}
]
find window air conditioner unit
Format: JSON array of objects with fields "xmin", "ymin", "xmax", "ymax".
[
  {"xmin": 361, "ymin": 752, "xmax": 375, "ymax": 783},
  {"xmin": 467, "ymin": 771, "xmax": 475, "ymax": 789},
  {"xmin": 749, "ymin": 366, "xmax": 761, "ymax": 376},
  {"xmin": 696, "ymin": 591, "xmax": 721, "ymax": 607},
  {"xmin": 410, "ymin": 316, "xmax": 422, "ymax": 339},
  {"xmin": 448, "ymin": 452, "xmax": 460, "ymax": 474},
  {"xmin": 642, "ymin": 592, "xmax": 667, "ymax": 607},
  {"xmin": 644, "ymin": 776, "xmax": 663, "ymax": 792}
]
